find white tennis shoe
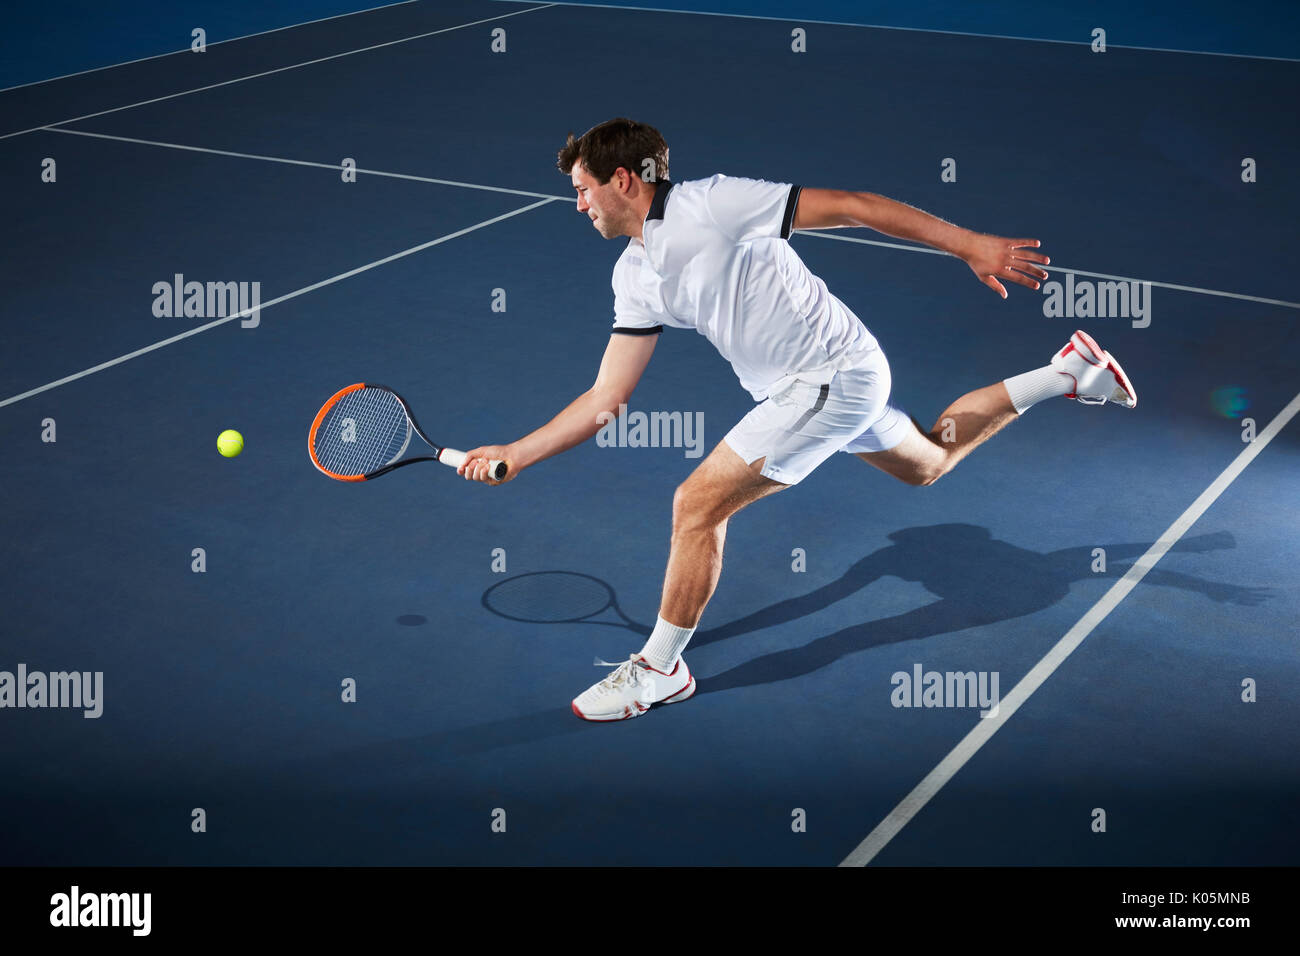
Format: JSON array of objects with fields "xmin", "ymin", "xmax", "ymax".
[
  {"xmin": 1051, "ymin": 330, "xmax": 1137, "ymax": 408},
  {"xmin": 571, "ymin": 654, "xmax": 696, "ymax": 721}
]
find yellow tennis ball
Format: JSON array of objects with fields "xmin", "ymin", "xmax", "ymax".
[{"xmin": 217, "ymin": 429, "xmax": 244, "ymax": 457}]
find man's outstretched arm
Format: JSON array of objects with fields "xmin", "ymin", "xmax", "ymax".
[
  {"xmin": 458, "ymin": 331, "xmax": 658, "ymax": 483},
  {"xmin": 792, "ymin": 188, "xmax": 1050, "ymax": 299}
]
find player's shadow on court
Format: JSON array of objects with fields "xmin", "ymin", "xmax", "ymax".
[
  {"xmin": 365, "ymin": 525, "xmax": 1260, "ymax": 760},
  {"xmin": 695, "ymin": 523, "xmax": 1267, "ymax": 695}
]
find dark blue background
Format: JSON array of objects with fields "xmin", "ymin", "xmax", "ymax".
[{"xmin": 1, "ymin": 0, "xmax": 1296, "ymax": 866}]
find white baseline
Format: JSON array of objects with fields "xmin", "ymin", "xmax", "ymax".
[
  {"xmin": 32, "ymin": 126, "xmax": 1300, "ymax": 313},
  {"xmin": 42, "ymin": 126, "xmax": 564, "ymax": 201},
  {"xmin": 0, "ymin": 199, "xmax": 558, "ymax": 409},
  {"xmin": 798, "ymin": 231, "xmax": 1300, "ymax": 311}
]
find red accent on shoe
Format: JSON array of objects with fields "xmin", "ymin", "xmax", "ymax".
[
  {"xmin": 662, "ymin": 676, "xmax": 697, "ymax": 703},
  {"xmin": 1071, "ymin": 330, "xmax": 1106, "ymax": 366},
  {"xmin": 636, "ymin": 655, "xmax": 679, "ymax": 677}
]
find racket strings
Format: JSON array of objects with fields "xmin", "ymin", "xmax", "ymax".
[{"xmin": 314, "ymin": 387, "xmax": 412, "ymax": 477}]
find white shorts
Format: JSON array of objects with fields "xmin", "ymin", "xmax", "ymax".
[{"xmin": 723, "ymin": 348, "xmax": 913, "ymax": 485}]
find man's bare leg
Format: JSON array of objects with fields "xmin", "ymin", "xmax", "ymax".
[
  {"xmin": 571, "ymin": 441, "xmax": 785, "ymax": 718},
  {"xmin": 857, "ymin": 382, "xmax": 1018, "ymax": 486},
  {"xmin": 658, "ymin": 440, "xmax": 787, "ymax": 628},
  {"xmin": 861, "ymin": 330, "xmax": 1141, "ymax": 485},
  {"xmin": 656, "ymin": 382, "xmax": 1014, "ymax": 627}
]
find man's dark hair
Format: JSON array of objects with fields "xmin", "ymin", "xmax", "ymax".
[{"xmin": 557, "ymin": 118, "xmax": 669, "ymax": 184}]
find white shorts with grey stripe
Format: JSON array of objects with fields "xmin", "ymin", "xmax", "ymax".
[{"xmin": 723, "ymin": 348, "xmax": 912, "ymax": 485}]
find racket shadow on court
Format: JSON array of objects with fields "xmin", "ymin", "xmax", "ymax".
[
  {"xmin": 483, "ymin": 571, "xmax": 653, "ymax": 639},
  {"xmin": 698, "ymin": 524, "xmax": 1266, "ymax": 695}
]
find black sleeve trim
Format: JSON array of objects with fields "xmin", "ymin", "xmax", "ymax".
[
  {"xmin": 780, "ymin": 184, "xmax": 802, "ymax": 240},
  {"xmin": 611, "ymin": 325, "xmax": 664, "ymax": 336}
]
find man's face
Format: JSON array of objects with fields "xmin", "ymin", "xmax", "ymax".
[{"xmin": 572, "ymin": 161, "xmax": 631, "ymax": 239}]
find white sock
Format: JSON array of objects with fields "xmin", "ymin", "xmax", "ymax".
[
  {"xmin": 639, "ymin": 616, "xmax": 695, "ymax": 673},
  {"xmin": 1002, "ymin": 366, "xmax": 1070, "ymax": 414}
]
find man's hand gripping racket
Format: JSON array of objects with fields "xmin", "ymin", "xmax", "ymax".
[
  {"xmin": 309, "ymin": 383, "xmax": 510, "ymax": 483},
  {"xmin": 456, "ymin": 444, "xmax": 516, "ymax": 484}
]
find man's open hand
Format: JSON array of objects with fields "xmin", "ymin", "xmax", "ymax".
[{"xmin": 959, "ymin": 233, "xmax": 1050, "ymax": 299}]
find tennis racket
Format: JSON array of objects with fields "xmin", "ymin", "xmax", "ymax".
[{"xmin": 309, "ymin": 383, "xmax": 506, "ymax": 482}]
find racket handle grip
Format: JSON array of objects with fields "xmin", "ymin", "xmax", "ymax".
[{"xmin": 440, "ymin": 449, "xmax": 508, "ymax": 481}]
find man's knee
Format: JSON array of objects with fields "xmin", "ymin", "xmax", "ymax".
[
  {"xmin": 910, "ymin": 452, "xmax": 952, "ymax": 486},
  {"xmin": 671, "ymin": 479, "xmax": 705, "ymax": 531},
  {"xmin": 910, "ymin": 429, "xmax": 955, "ymax": 485},
  {"xmin": 672, "ymin": 478, "xmax": 723, "ymax": 533},
  {"xmin": 856, "ymin": 439, "xmax": 948, "ymax": 486},
  {"xmin": 673, "ymin": 445, "xmax": 783, "ymax": 531},
  {"xmin": 913, "ymin": 467, "xmax": 943, "ymax": 487}
]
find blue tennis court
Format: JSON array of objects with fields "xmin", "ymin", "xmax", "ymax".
[{"xmin": 1, "ymin": 0, "xmax": 1297, "ymax": 868}]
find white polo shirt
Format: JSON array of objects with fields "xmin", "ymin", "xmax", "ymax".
[{"xmin": 610, "ymin": 174, "xmax": 880, "ymax": 401}]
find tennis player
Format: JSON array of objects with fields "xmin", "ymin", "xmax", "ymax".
[{"xmin": 459, "ymin": 118, "xmax": 1136, "ymax": 721}]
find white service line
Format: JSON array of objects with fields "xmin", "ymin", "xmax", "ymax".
[
  {"xmin": 0, "ymin": 0, "xmax": 420, "ymax": 94},
  {"xmin": 497, "ymin": 0, "xmax": 1300, "ymax": 63},
  {"xmin": 42, "ymin": 126, "xmax": 566, "ymax": 201},
  {"xmin": 0, "ymin": 198, "xmax": 558, "ymax": 410},
  {"xmin": 839, "ymin": 387, "xmax": 1300, "ymax": 866},
  {"xmin": 0, "ymin": 4, "xmax": 557, "ymax": 142},
  {"xmin": 31, "ymin": 127, "xmax": 1298, "ymax": 313},
  {"xmin": 798, "ymin": 230, "xmax": 1300, "ymax": 310}
]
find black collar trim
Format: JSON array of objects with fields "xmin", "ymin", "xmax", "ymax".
[{"xmin": 647, "ymin": 179, "xmax": 675, "ymax": 222}]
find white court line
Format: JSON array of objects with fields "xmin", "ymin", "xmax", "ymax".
[
  {"xmin": 0, "ymin": 198, "xmax": 558, "ymax": 410},
  {"xmin": 43, "ymin": 126, "xmax": 566, "ymax": 201},
  {"xmin": 798, "ymin": 231, "xmax": 1300, "ymax": 310},
  {"xmin": 839, "ymin": 388, "xmax": 1300, "ymax": 866},
  {"xmin": 0, "ymin": 0, "xmax": 419, "ymax": 94},
  {"xmin": 31, "ymin": 127, "xmax": 1300, "ymax": 313},
  {"xmin": 500, "ymin": 0, "xmax": 1300, "ymax": 63},
  {"xmin": 0, "ymin": 4, "xmax": 557, "ymax": 141}
]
